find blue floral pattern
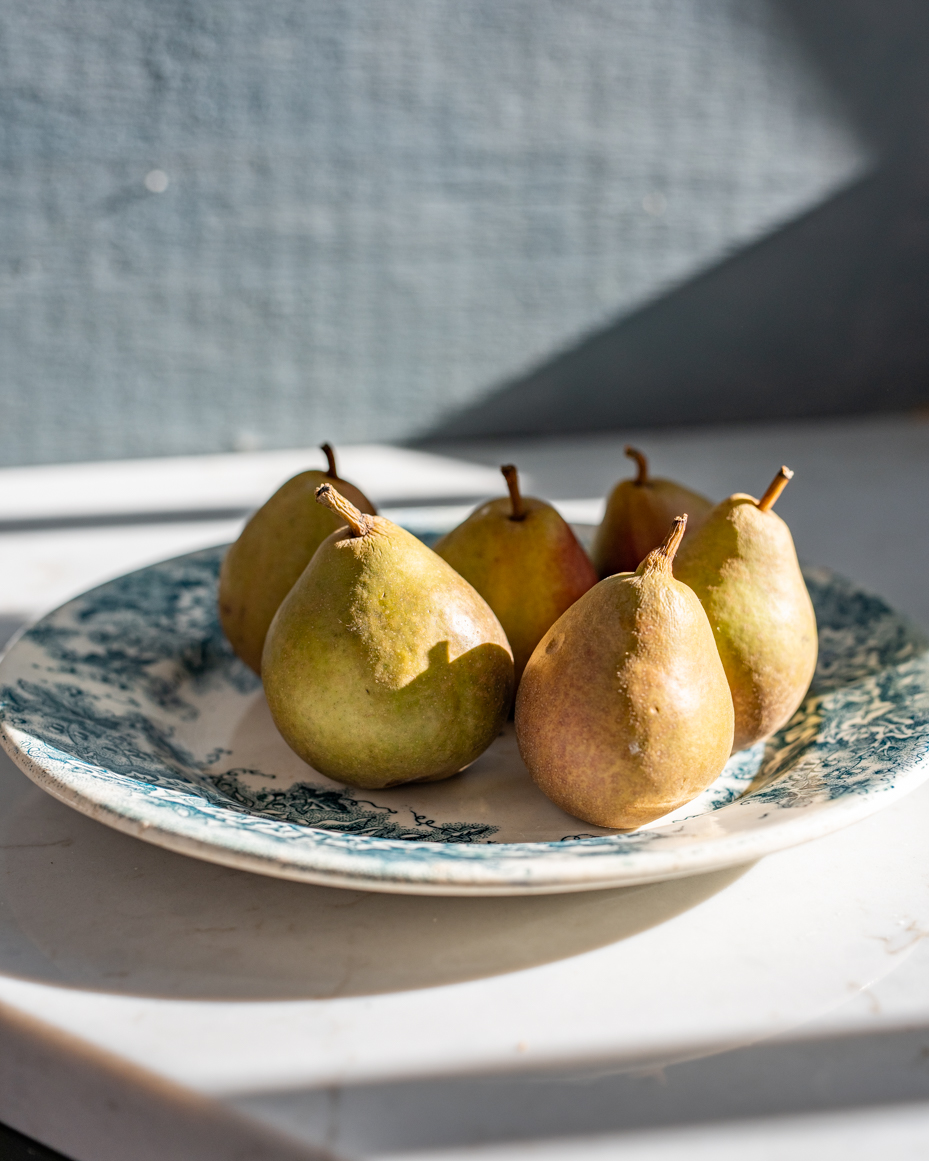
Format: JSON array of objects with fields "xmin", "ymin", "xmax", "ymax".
[
  {"xmin": 0, "ymin": 545, "xmax": 927, "ymax": 893},
  {"xmin": 212, "ymin": 769, "xmax": 499, "ymax": 843}
]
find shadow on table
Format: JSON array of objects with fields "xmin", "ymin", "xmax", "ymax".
[
  {"xmin": 232, "ymin": 1019, "xmax": 929, "ymax": 1157},
  {"xmin": 0, "ymin": 750, "xmax": 747, "ymax": 1001}
]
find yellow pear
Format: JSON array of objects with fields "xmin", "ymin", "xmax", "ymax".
[
  {"xmin": 262, "ymin": 484, "xmax": 514, "ymax": 789},
  {"xmin": 591, "ymin": 446, "xmax": 713, "ymax": 578},
  {"xmin": 674, "ymin": 467, "xmax": 818, "ymax": 752},
  {"xmin": 218, "ymin": 444, "xmax": 376, "ymax": 673},
  {"xmin": 433, "ymin": 465, "xmax": 597, "ymax": 683}
]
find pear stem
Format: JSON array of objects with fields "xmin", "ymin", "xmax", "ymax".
[
  {"xmin": 321, "ymin": 443, "xmax": 338, "ymax": 477},
  {"xmin": 501, "ymin": 464, "xmax": 526, "ymax": 521},
  {"xmin": 639, "ymin": 515, "xmax": 687, "ymax": 574},
  {"xmin": 757, "ymin": 466, "xmax": 794, "ymax": 512},
  {"xmin": 625, "ymin": 446, "xmax": 649, "ymax": 486},
  {"xmin": 316, "ymin": 482, "xmax": 373, "ymax": 537}
]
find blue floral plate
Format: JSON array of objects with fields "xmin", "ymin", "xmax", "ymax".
[{"xmin": 1, "ymin": 541, "xmax": 928, "ymax": 895}]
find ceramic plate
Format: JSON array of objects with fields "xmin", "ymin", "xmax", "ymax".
[{"xmin": 1, "ymin": 538, "xmax": 928, "ymax": 896}]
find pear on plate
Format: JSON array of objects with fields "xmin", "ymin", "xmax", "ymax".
[
  {"xmin": 262, "ymin": 484, "xmax": 514, "ymax": 789},
  {"xmin": 674, "ymin": 466, "xmax": 818, "ymax": 752},
  {"xmin": 516, "ymin": 516, "xmax": 734, "ymax": 829},
  {"xmin": 218, "ymin": 444, "xmax": 376, "ymax": 673},
  {"xmin": 591, "ymin": 447, "xmax": 713, "ymax": 578},
  {"xmin": 433, "ymin": 465, "xmax": 597, "ymax": 683}
]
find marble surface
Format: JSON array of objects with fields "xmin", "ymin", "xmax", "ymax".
[
  {"xmin": 4, "ymin": 741, "xmax": 929, "ymax": 1160},
  {"xmin": 2, "ymin": 420, "xmax": 929, "ymax": 1160}
]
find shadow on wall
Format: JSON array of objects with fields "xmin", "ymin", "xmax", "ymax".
[{"xmin": 420, "ymin": 0, "xmax": 929, "ymax": 441}]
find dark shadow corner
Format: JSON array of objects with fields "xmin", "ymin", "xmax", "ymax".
[
  {"xmin": 416, "ymin": 2, "xmax": 929, "ymax": 444},
  {"xmin": 417, "ymin": 158, "xmax": 929, "ymax": 443}
]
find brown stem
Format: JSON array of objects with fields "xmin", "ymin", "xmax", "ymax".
[
  {"xmin": 638, "ymin": 515, "xmax": 687, "ymax": 574},
  {"xmin": 316, "ymin": 482, "xmax": 373, "ymax": 537},
  {"xmin": 624, "ymin": 446, "xmax": 649, "ymax": 486},
  {"xmin": 501, "ymin": 464, "xmax": 526, "ymax": 521},
  {"xmin": 320, "ymin": 442, "xmax": 338, "ymax": 477},
  {"xmin": 757, "ymin": 466, "xmax": 793, "ymax": 512}
]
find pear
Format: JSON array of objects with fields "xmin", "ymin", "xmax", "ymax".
[
  {"xmin": 262, "ymin": 484, "xmax": 514, "ymax": 789},
  {"xmin": 219, "ymin": 444, "xmax": 376, "ymax": 673},
  {"xmin": 674, "ymin": 466, "xmax": 818, "ymax": 752},
  {"xmin": 591, "ymin": 447, "xmax": 713, "ymax": 578},
  {"xmin": 433, "ymin": 465, "xmax": 597, "ymax": 683},
  {"xmin": 516, "ymin": 517, "xmax": 734, "ymax": 829}
]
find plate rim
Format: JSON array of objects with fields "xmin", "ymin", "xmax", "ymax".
[
  {"xmin": 2, "ymin": 543, "xmax": 929, "ymax": 895},
  {"xmin": 4, "ymin": 721, "xmax": 929, "ymax": 896}
]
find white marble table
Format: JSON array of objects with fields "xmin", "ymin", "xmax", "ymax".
[{"xmin": 2, "ymin": 418, "xmax": 929, "ymax": 1161}]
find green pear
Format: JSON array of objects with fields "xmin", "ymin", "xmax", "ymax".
[
  {"xmin": 262, "ymin": 484, "xmax": 514, "ymax": 789},
  {"xmin": 433, "ymin": 465, "xmax": 597, "ymax": 683},
  {"xmin": 674, "ymin": 466, "xmax": 818, "ymax": 752},
  {"xmin": 591, "ymin": 446, "xmax": 713, "ymax": 578},
  {"xmin": 219, "ymin": 444, "xmax": 376, "ymax": 673},
  {"xmin": 516, "ymin": 517, "xmax": 734, "ymax": 829}
]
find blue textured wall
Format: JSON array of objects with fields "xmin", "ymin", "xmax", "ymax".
[{"xmin": 1, "ymin": 0, "xmax": 866, "ymax": 466}]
